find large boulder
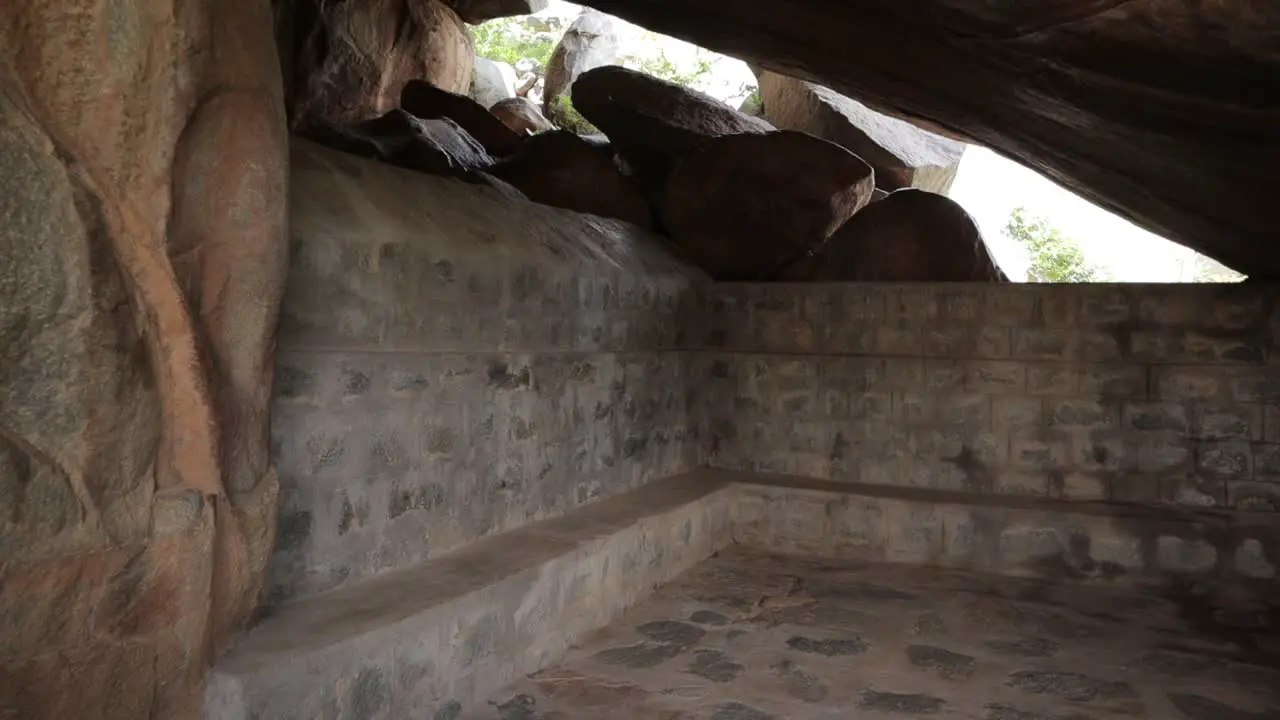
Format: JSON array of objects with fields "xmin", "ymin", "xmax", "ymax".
[
  {"xmin": 1, "ymin": 0, "xmax": 288, "ymax": 716},
  {"xmin": 291, "ymin": 0, "xmax": 473, "ymax": 127},
  {"xmin": 445, "ymin": 0, "xmax": 548, "ymax": 23},
  {"xmin": 401, "ymin": 79, "xmax": 524, "ymax": 157},
  {"xmin": 542, "ymin": 10, "xmax": 619, "ymax": 118},
  {"xmin": 572, "ymin": 65, "xmax": 774, "ymax": 186},
  {"xmin": 660, "ymin": 130, "xmax": 875, "ymax": 280},
  {"xmin": 782, "ymin": 189, "xmax": 1008, "ymax": 282},
  {"xmin": 758, "ymin": 70, "xmax": 966, "ymax": 194},
  {"xmin": 488, "ymin": 131, "xmax": 653, "ymax": 228},
  {"xmin": 471, "ymin": 57, "xmax": 518, "ymax": 110},
  {"xmin": 490, "ymin": 97, "xmax": 555, "ymax": 136},
  {"xmin": 574, "ymin": 0, "xmax": 1280, "ymax": 279}
]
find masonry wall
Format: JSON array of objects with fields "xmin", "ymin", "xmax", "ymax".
[
  {"xmin": 704, "ymin": 283, "xmax": 1280, "ymax": 513},
  {"xmin": 266, "ymin": 142, "xmax": 704, "ymax": 603}
]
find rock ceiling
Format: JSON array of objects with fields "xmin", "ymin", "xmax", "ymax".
[{"xmin": 574, "ymin": 0, "xmax": 1280, "ymax": 278}]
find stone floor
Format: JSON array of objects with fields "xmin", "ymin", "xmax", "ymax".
[{"xmin": 468, "ymin": 548, "xmax": 1280, "ymax": 720}]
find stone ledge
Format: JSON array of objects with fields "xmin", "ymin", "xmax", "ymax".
[
  {"xmin": 205, "ymin": 474, "xmax": 735, "ymax": 720},
  {"xmin": 710, "ymin": 469, "xmax": 1280, "ymax": 582}
]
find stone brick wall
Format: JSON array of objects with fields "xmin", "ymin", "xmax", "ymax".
[
  {"xmin": 704, "ymin": 283, "xmax": 1280, "ymax": 513},
  {"xmin": 266, "ymin": 144, "xmax": 704, "ymax": 603}
]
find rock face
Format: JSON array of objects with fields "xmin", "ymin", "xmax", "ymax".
[
  {"xmin": 661, "ymin": 131, "xmax": 875, "ymax": 280},
  {"xmin": 300, "ymin": 110, "xmax": 496, "ymax": 178},
  {"xmin": 401, "ymin": 79, "xmax": 524, "ymax": 157},
  {"xmin": 572, "ymin": 65, "xmax": 774, "ymax": 186},
  {"xmin": 490, "ymin": 97, "xmax": 556, "ymax": 136},
  {"xmin": 291, "ymin": 0, "xmax": 474, "ymax": 127},
  {"xmin": 782, "ymin": 189, "xmax": 1008, "ymax": 282},
  {"xmin": 472, "ymin": 57, "xmax": 518, "ymax": 110},
  {"xmin": 489, "ymin": 131, "xmax": 653, "ymax": 228},
  {"xmin": 0, "ymin": 0, "xmax": 288, "ymax": 717},
  {"xmin": 574, "ymin": 0, "xmax": 1280, "ymax": 279},
  {"xmin": 542, "ymin": 10, "xmax": 619, "ymax": 117},
  {"xmin": 758, "ymin": 70, "xmax": 965, "ymax": 195},
  {"xmin": 445, "ymin": 0, "xmax": 548, "ymax": 23}
]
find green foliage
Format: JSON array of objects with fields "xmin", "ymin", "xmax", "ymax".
[
  {"xmin": 470, "ymin": 16, "xmax": 560, "ymax": 72},
  {"xmin": 1192, "ymin": 254, "xmax": 1246, "ymax": 283},
  {"xmin": 1003, "ymin": 207, "xmax": 1109, "ymax": 283},
  {"xmin": 622, "ymin": 33, "xmax": 715, "ymax": 87},
  {"xmin": 547, "ymin": 94, "xmax": 598, "ymax": 135}
]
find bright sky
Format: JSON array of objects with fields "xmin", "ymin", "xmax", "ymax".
[{"xmin": 539, "ymin": 1, "xmax": 1204, "ymax": 283}]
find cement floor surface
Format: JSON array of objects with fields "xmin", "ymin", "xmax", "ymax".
[{"xmin": 469, "ymin": 547, "xmax": 1280, "ymax": 720}]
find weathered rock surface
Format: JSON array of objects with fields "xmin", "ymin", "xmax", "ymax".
[
  {"xmin": 401, "ymin": 79, "xmax": 524, "ymax": 157},
  {"xmin": 491, "ymin": 97, "xmax": 556, "ymax": 136},
  {"xmin": 291, "ymin": 0, "xmax": 474, "ymax": 127},
  {"xmin": 302, "ymin": 110, "xmax": 495, "ymax": 178},
  {"xmin": 543, "ymin": 10, "xmax": 619, "ymax": 117},
  {"xmin": 782, "ymin": 189, "xmax": 1008, "ymax": 282},
  {"xmin": 574, "ymin": 0, "xmax": 1280, "ymax": 278},
  {"xmin": 0, "ymin": 0, "xmax": 288, "ymax": 716},
  {"xmin": 472, "ymin": 57, "xmax": 519, "ymax": 110},
  {"xmin": 489, "ymin": 130, "xmax": 653, "ymax": 228},
  {"xmin": 661, "ymin": 131, "xmax": 874, "ymax": 280},
  {"xmin": 446, "ymin": 0, "xmax": 548, "ymax": 24},
  {"xmin": 572, "ymin": 65, "xmax": 774, "ymax": 186},
  {"xmin": 758, "ymin": 70, "xmax": 965, "ymax": 194}
]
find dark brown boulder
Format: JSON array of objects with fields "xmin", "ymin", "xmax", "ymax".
[
  {"xmin": 401, "ymin": 79, "xmax": 524, "ymax": 157},
  {"xmin": 490, "ymin": 97, "xmax": 555, "ymax": 136},
  {"xmin": 660, "ymin": 130, "xmax": 875, "ymax": 280},
  {"xmin": 571, "ymin": 65, "xmax": 774, "ymax": 185},
  {"xmin": 758, "ymin": 70, "xmax": 965, "ymax": 194},
  {"xmin": 488, "ymin": 131, "xmax": 653, "ymax": 228},
  {"xmin": 291, "ymin": 0, "xmax": 473, "ymax": 127},
  {"xmin": 782, "ymin": 189, "xmax": 1008, "ymax": 282},
  {"xmin": 574, "ymin": 0, "xmax": 1280, "ymax": 279},
  {"xmin": 445, "ymin": 0, "xmax": 548, "ymax": 23},
  {"xmin": 301, "ymin": 110, "xmax": 494, "ymax": 178}
]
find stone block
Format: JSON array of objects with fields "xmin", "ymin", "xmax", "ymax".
[
  {"xmin": 1058, "ymin": 472, "xmax": 1109, "ymax": 501},
  {"xmin": 965, "ymin": 360, "xmax": 1025, "ymax": 394},
  {"xmin": 1227, "ymin": 481, "xmax": 1280, "ymax": 511},
  {"xmin": 1193, "ymin": 404, "xmax": 1262, "ymax": 441},
  {"xmin": 1129, "ymin": 436, "xmax": 1193, "ymax": 472},
  {"xmin": 1195, "ymin": 441, "xmax": 1253, "ymax": 478},
  {"xmin": 1153, "ymin": 367, "xmax": 1222, "ymax": 402},
  {"xmin": 1009, "ymin": 431, "xmax": 1070, "ymax": 471},
  {"xmin": 1078, "ymin": 287, "xmax": 1133, "ymax": 324},
  {"xmin": 924, "ymin": 359, "xmax": 965, "ymax": 391},
  {"xmin": 1233, "ymin": 539, "xmax": 1276, "ymax": 579},
  {"xmin": 1071, "ymin": 432, "xmax": 1125, "ymax": 472},
  {"xmin": 995, "ymin": 472, "xmax": 1049, "ymax": 496},
  {"xmin": 1032, "ymin": 289, "xmax": 1081, "ymax": 327},
  {"xmin": 1079, "ymin": 364, "xmax": 1148, "ymax": 399},
  {"xmin": 1047, "ymin": 399, "xmax": 1118, "ymax": 429},
  {"xmin": 874, "ymin": 325, "xmax": 921, "ymax": 355},
  {"xmin": 1081, "ymin": 331, "xmax": 1124, "ymax": 362},
  {"xmin": 1229, "ymin": 370, "xmax": 1280, "ymax": 404},
  {"xmin": 1013, "ymin": 328, "xmax": 1080, "ymax": 361},
  {"xmin": 1156, "ymin": 536, "xmax": 1218, "ymax": 574},
  {"xmin": 1253, "ymin": 442, "xmax": 1280, "ymax": 478},
  {"xmin": 1025, "ymin": 363, "xmax": 1077, "ymax": 396},
  {"xmin": 1160, "ymin": 475, "xmax": 1225, "ymax": 508},
  {"xmin": 1136, "ymin": 290, "xmax": 1201, "ymax": 325},
  {"xmin": 1265, "ymin": 406, "xmax": 1280, "ymax": 443},
  {"xmin": 1122, "ymin": 401, "xmax": 1189, "ymax": 434},
  {"xmin": 984, "ymin": 288, "xmax": 1036, "ymax": 326},
  {"xmin": 992, "ymin": 396, "xmax": 1044, "ymax": 431},
  {"xmin": 921, "ymin": 325, "xmax": 1011, "ymax": 358},
  {"xmin": 1110, "ymin": 473, "xmax": 1160, "ymax": 504}
]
